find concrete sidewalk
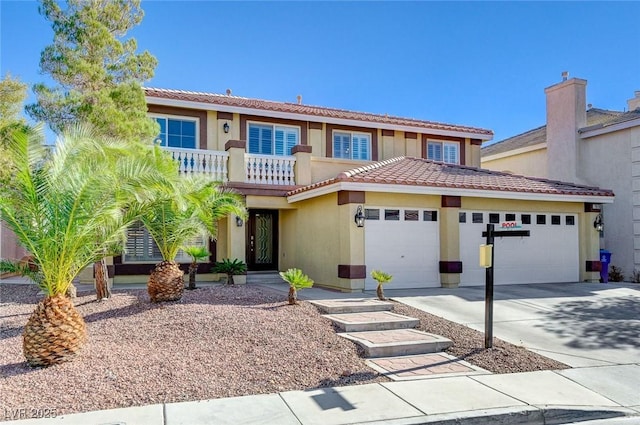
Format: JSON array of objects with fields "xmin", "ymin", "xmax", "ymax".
[{"xmin": 4, "ymin": 365, "xmax": 639, "ymax": 424}]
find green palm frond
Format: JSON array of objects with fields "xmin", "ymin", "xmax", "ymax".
[
  {"xmin": 371, "ymin": 270, "xmax": 393, "ymax": 285},
  {"xmin": 279, "ymin": 268, "xmax": 314, "ymax": 291},
  {"xmin": 140, "ymin": 174, "xmax": 246, "ymax": 262},
  {"xmin": 0, "ymin": 123, "xmax": 179, "ymax": 296},
  {"xmin": 182, "ymin": 245, "xmax": 210, "ymax": 263}
]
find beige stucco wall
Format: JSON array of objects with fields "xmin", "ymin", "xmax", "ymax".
[
  {"xmin": 580, "ymin": 128, "xmax": 638, "ymax": 276},
  {"xmin": 0, "ymin": 222, "xmax": 28, "ymax": 262},
  {"xmin": 482, "ymin": 148, "xmax": 548, "ymax": 178},
  {"xmin": 280, "ymin": 193, "xmax": 342, "ymax": 288}
]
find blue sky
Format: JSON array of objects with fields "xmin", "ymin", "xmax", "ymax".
[{"xmin": 1, "ymin": 1, "xmax": 639, "ymax": 143}]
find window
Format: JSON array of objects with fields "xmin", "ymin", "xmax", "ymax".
[
  {"xmin": 489, "ymin": 213, "xmax": 500, "ymax": 224},
  {"xmin": 423, "ymin": 211, "xmax": 438, "ymax": 222},
  {"xmin": 153, "ymin": 116, "xmax": 197, "ymax": 149},
  {"xmin": 472, "ymin": 213, "xmax": 483, "ymax": 223},
  {"xmin": 506, "ymin": 213, "xmax": 516, "ymax": 221},
  {"xmin": 566, "ymin": 216, "xmax": 575, "ymax": 226},
  {"xmin": 405, "ymin": 210, "xmax": 419, "ymax": 221},
  {"xmin": 459, "ymin": 212, "xmax": 467, "ymax": 223},
  {"xmin": 124, "ymin": 222, "xmax": 207, "ymax": 263},
  {"xmin": 385, "ymin": 209, "xmax": 400, "ymax": 221},
  {"xmin": 427, "ymin": 140, "xmax": 459, "ymax": 164},
  {"xmin": 551, "ymin": 215, "xmax": 561, "ymax": 225},
  {"xmin": 248, "ymin": 123, "xmax": 299, "ymax": 155},
  {"xmin": 521, "ymin": 214, "xmax": 531, "ymax": 224},
  {"xmin": 536, "ymin": 214, "xmax": 546, "ymax": 225},
  {"xmin": 333, "ymin": 131, "xmax": 370, "ymax": 160},
  {"xmin": 365, "ymin": 209, "xmax": 380, "ymax": 220}
]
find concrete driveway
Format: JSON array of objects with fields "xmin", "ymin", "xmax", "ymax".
[{"xmin": 386, "ymin": 282, "xmax": 640, "ymax": 367}]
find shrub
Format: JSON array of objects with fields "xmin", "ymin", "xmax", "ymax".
[
  {"xmin": 371, "ymin": 270, "xmax": 393, "ymax": 301},
  {"xmin": 608, "ymin": 265, "xmax": 625, "ymax": 282}
]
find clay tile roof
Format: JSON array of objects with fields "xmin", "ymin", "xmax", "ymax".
[
  {"xmin": 287, "ymin": 157, "xmax": 614, "ymax": 198},
  {"xmin": 481, "ymin": 108, "xmax": 631, "ymax": 157},
  {"xmin": 144, "ymin": 87, "xmax": 493, "ymax": 137}
]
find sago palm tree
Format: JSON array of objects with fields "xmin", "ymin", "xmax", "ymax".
[
  {"xmin": 0, "ymin": 124, "xmax": 176, "ymax": 367},
  {"xmin": 182, "ymin": 245, "xmax": 210, "ymax": 290},
  {"xmin": 213, "ymin": 258, "xmax": 247, "ymax": 285},
  {"xmin": 140, "ymin": 176, "xmax": 246, "ymax": 302},
  {"xmin": 371, "ymin": 269, "xmax": 393, "ymax": 301},
  {"xmin": 279, "ymin": 268, "xmax": 314, "ymax": 305}
]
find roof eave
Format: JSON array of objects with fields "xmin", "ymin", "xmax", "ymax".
[
  {"xmin": 146, "ymin": 96, "xmax": 494, "ymax": 141},
  {"xmin": 579, "ymin": 117, "xmax": 640, "ymax": 139},
  {"xmin": 287, "ymin": 181, "xmax": 614, "ymax": 204}
]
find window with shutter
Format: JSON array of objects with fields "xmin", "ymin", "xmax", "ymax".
[
  {"xmin": 123, "ymin": 222, "xmax": 207, "ymax": 263},
  {"xmin": 333, "ymin": 131, "xmax": 371, "ymax": 160},
  {"xmin": 248, "ymin": 123, "xmax": 298, "ymax": 155},
  {"xmin": 427, "ymin": 140, "xmax": 459, "ymax": 164}
]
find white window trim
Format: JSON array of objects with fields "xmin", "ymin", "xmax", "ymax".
[
  {"xmin": 427, "ymin": 139, "xmax": 459, "ymax": 164},
  {"xmin": 149, "ymin": 113, "xmax": 200, "ymax": 149},
  {"xmin": 246, "ymin": 121, "xmax": 300, "ymax": 156},
  {"xmin": 332, "ymin": 130, "xmax": 372, "ymax": 160}
]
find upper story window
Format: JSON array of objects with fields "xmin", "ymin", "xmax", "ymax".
[
  {"xmin": 427, "ymin": 140, "xmax": 459, "ymax": 164},
  {"xmin": 152, "ymin": 115, "xmax": 198, "ymax": 149},
  {"xmin": 248, "ymin": 123, "xmax": 299, "ymax": 155},
  {"xmin": 333, "ymin": 131, "xmax": 370, "ymax": 160}
]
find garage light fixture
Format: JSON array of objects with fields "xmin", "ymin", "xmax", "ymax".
[
  {"xmin": 354, "ymin": 205, "xmax": 365, "ymax": 228},
  {"xmin": 223, "ymin": 122, "xmax": 230, "ymax": 133},
  {"xmin": 593, "ymin": 214, "xmax": 603, "ymax": 233},
  {"xmin": 236, "ymin": 215, "xmax": 243, "ymax": 227}
]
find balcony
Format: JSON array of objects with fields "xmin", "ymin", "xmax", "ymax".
[{"xmin": 164, "ymin": 143, "xmax": 311, "ymax": 187}]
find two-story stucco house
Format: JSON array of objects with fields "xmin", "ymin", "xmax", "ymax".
[
  {"xmin": 482, "ymin": 75, "xmax": 640, "ymax": 279},
  {"xmin": 95, "ymin": 87, "xmax": 612, "ymax": 291}
]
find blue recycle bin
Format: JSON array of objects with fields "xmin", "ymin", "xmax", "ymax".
[{"xmin": 600, "ymin": 249, "xmax": 612, "ymax": 283}]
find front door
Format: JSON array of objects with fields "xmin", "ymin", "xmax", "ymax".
[{"xmin": 247, "ymin": 210, "xmax": 278, "ymax": 271}]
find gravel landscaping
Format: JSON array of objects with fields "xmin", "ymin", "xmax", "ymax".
[{"xmin": 0, "ymin": 283, "xmax": 567, "ymax": 420}]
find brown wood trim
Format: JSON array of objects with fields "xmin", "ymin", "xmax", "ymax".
[
  {"xmin": 381, "ymin": 129, "xmax": 394, "ymax": 137},
  {"xmin": 226, "ymin": 182, "xmax": 295, "ymax": 197},
  {"xmin": 441, "ymin": 195, "xmax": 462, "ymax": 208},
  {"xmin": 217, "ymin": 111, "xmax": 233, "ymax": 120},
  {"xmin": 326, "ymin": 124, "xmax": 379, "ymax": 161},
  {"xmin": 148, "ymin": 104, "xmax": 207, "ymax": 150},
  {"xmin": 337, "ymin": 190, "xmax": 365, "ymax": 205},
  {"xmin": 292, "ymin": 144, "xmax": 312, "ymax": 154},
  {"xmin": 470, "ymin": 138, "xmax": 483, "ymax": 146},
  {"xmin": 240, "ymin": 114, "xmax": 308, "ymax": 145},
  {"xmin": 225, "ymin": 139, "xmax": 246, "ymax": 150},
  {"xmin": 338, "ymin": 264, "xmax": 366, "ymax": 279},
  {"xmin": 309, "ymin": 122, "xmax": 323, "ymax": 130},
  {"xmin": 421, "ymin": 134, "xmax": 466, "ymax": 165},
  {"xmin": 439, "ymin": 261, "xmax": 463, "ymax": 274},
  {"xmin": 585, "ymin": 260, "xmax": 602, "ymax": 272},
  {"xmin": 584, "ymin": 203, "xmax": 602, "ymax": 213},
  {"xmin": 404, "ymin": 132, "xmax": 417, "ymax": 139}
]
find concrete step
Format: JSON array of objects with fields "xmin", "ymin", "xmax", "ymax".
[
  {"xmin": 309, "ymin": 298, "xmax": 394, "ymax": 314},
  {"xmin": 338, "ymin": 329, "xmax": 453, "ymax": 358},
  {"xmin": 246, "ymin": 272, "xmax": 283, "ymax": 285},
  {"xmin": 323, "ymin": 311, "xmax": 419, "ymax": 332}
]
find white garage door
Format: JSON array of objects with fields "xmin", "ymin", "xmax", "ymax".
[
  {"xmin": 460, "ymin": 211, "xmax": 579, "ymax": 286},
  {"xmin": 364, "ymin": 207, "xmax": 440, "ymax": 290}
]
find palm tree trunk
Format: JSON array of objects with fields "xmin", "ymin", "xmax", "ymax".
[
  {"xmin": 227, "ymin": 273, "xmax": 234, "ymax": 285},
  {"xmin": 147, "ymin": 261, "xmax": 184, "ymax": 302},
  {"xmin": 95, "ymin": 258, "xmax": 111, "ymax": 300},
  {"xmin": 23, "ymin": 294, "xmax": 87, "ymax": 367},
  {"xmin": 376, "ymin": 284, "xmax": 386, "ymax": 301},
  {"xmin": 187, "ymin": 262, "xmax": 197, "ymax": 290},
  {"xmin": 288, "ymin": 287, "xmax": 297, "ymax": 305}
]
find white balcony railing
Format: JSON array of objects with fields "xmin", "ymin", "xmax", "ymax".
[
  {"xmin": 245, "ymin": 154, "xmax": 296, "ymax": 185},
  {"xmin": 164, "ymin": 147, "xmax": 228, "ymax": 182}
]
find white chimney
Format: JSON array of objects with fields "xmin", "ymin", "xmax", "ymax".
[
  {"xmin": 544, "ymin": 75, "xmax": 587, "ymax": 183},
  {"xmin": 627, "ymin": 90, "xmax": 640, "ymax": 111}
]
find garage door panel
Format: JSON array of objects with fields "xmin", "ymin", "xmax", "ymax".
[
  {"xmin": 365, "ymin": 208, "xmax": 440, "ymax": 290},
  {"xmin": 460, "ymin": 212, "xmax": 579, "ymax": 286}
]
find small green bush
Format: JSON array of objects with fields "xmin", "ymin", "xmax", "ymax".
[
  {"xmin": 608, "ymin": 265, "xmax": 625, "ymax": 282},
  {"xmin": 213, "ymin": 258, "xmax": 247, "ymax": 285}
]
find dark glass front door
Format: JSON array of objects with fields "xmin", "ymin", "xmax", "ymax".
[{"xmin": 247, "ymin": 210, "xmax": 278, "ymax": 270}]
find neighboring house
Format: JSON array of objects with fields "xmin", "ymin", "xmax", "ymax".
[
  {"xmin": 482, "ymin": 75, "xmax": 640, "ymax": 278},
  {"xmin": 102, "ymin": 87, "xmax": 612, "ymax": 291}
]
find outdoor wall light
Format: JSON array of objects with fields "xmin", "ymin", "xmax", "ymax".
[
  {"xmin": 354, "ymin": 205, "xmax": 365, "ymax": 228},
  {"xmin": 593, "ymin": 214, "xmax": 603, "ymax": 232},
  {"xmin": 236, "ymin": 215, "xmax": 243, "ymax": 227},
  {"xmin": 223, "ymin": 122, "xmax": 230, "ymax": 133}
]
